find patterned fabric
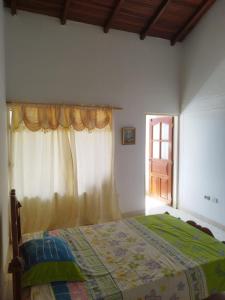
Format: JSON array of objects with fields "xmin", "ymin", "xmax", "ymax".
[
  {"xmin": 21, "ymin": 236, "xmax": 85, "ymax": 288},
  {"xmin": 21, "ymin": 236, "xmax": 75, "ymax": 270},
  {"xmin": 22, "ymin": 214, "xmax": 225, "ymax": 300},
  {"xmin": 136, "ymin": 214, "xmax": 225, "ymax": 296}
]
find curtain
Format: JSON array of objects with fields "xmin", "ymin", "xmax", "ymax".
[
  {"xmin": 9, "ymin": 103, "xmax": 121, "ymax": 233},
  {"xmin": 9, "ymin": 103, "xmax": 112, "ymax": 131}
]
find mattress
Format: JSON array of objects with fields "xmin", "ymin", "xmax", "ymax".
[{"xmin": 22, "ymin": 214, "xmax": 225, "ymax": 300}]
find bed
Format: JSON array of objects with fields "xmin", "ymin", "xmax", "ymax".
[{"xmin": 9, "ymin": 189, "xmax": 225, "ymax": 300}]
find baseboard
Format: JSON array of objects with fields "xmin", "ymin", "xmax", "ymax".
[
  {"xmin": 180, "ymin": 207, "xmax": 225, "ymax": 232},
  {"xmin": 122, "ymin": 209, "xmax": 145, "ymax": 218}
]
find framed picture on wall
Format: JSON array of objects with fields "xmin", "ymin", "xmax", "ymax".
[{"xmin": 122, "ymin": 127, "xmax": 136, "ymax": 145}]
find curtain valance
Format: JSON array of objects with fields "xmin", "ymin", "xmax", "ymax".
[{"xmin": 8, "ymin": 103, "xmax": 112, "ymax": 131}]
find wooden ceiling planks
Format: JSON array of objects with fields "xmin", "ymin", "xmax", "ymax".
[
  {"xmin": 67, "ymin": 1, "xmax": 112, "ymax": 27},
  {"xmin": 171, "ymin": 0, "xmax": 216, "ymax": 45},
  {"xmin": 4, "ymin": 0, "xmax": 216, "ymax": 45},
  {"xmin": 10, "ymin": 0, "xmax": 63, "ymax": 19},
  {"xmin": 104, "ymin": 0, "xmax": 126, "ymax": 33},
  {"xmin": 140, "ymin": 0, "xmax": 170, "ymax": 40}
]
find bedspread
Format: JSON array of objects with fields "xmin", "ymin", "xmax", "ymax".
[{"xmin": 22, "ymin": 214, "xmax": 225, "ymax": 300}]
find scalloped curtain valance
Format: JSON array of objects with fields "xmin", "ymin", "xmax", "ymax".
[{"xmin": 8, "ymin": 103, "xmax": 112, "ymax": 131}]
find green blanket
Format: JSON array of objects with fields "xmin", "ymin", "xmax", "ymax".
[{"xmin": 136, "ymin": 214, "xmax": 225, "ymax": 295}]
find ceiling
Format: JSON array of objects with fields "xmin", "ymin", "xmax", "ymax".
[{"xmin": 4, "ymin": 0, "xmax": 216, "ymax": 45}]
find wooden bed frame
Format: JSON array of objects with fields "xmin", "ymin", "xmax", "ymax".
[
  {"xmin": 8, "ymin": 189, "xmax": 23, "ymax": 300},
  {"xmin": 8, "ymin": 189, "xmax": 225, "ymax": 300}
]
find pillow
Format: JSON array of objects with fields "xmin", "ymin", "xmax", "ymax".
[{"xmin": 20, "ymin": 236, "xmax": 85, "ymax": 288}]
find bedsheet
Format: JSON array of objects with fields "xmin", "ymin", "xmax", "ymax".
[{"xmin": 22, "ymin": 214, "xmax": 225, "ymax": 300}]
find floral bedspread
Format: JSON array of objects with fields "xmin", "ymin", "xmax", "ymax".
[{"xmin": 22, "ymin": 214, "xmax": 225, "ymax": 300}]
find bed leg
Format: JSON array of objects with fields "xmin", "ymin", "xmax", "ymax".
[{"xmin": 8, "ymin": 257, "xmax": 23, "ymax": 300}]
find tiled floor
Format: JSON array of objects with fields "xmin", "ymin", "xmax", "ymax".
[{"xmin": 145, "ymin": 196, "xmax": 225, "ymax": 242}]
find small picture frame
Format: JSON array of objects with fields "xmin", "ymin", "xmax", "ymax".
[{"xmin": 122, "ymin": 127, "xmax": 136, "ymax": 145}]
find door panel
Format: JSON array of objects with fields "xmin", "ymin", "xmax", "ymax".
[
  {"xmin": 151, "ymin": 177, "xmax": 160, "ymax": 198},
  {"xmin": 160, "ymin": 179, "xmax": 168, "ymax": 199},
  {"xmin": 149, "ymin": 117, "xmax": 173, "ymax": 205}
]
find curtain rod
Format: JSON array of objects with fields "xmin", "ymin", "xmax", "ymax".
[{"xmin": 6, "ymin": 100, "xmax": 123, "ymax": 110}]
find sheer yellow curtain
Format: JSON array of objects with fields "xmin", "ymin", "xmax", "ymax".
[{"xmin": 9, "ymin": 103, "xmax": 121, "ymax": 233}]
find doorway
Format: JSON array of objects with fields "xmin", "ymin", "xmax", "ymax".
[{"xmin": 145, "ymin": 115, "xmax": 178, "ymax": 210}]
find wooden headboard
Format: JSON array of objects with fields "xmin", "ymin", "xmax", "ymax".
[{"xmin": 8, "ymin": 189, "xmax": 23, "ymax": 300}]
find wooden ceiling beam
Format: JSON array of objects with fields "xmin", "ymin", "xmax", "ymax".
[
  {"xmin": 104, "ymin": 0, "xmax": 125, "ymax": 33},
  {"xmin": 140, "ymin": 0, "xmax": 170, "ymax": 40},
  {"xmin": 170, "ymin": 0, "xmax": 216, "ymax": 46},
  {"xmin": 61, "ymin": 0, "xmax": 72, "ymax": 25},
  {"xmin": 11, "ymin": 0, "xmax": 17, "ymax": 15}
]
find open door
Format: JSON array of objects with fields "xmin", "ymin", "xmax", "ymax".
[{"xmin": 149, "ymin": 116, "xmax": 173, "ymax": 205}]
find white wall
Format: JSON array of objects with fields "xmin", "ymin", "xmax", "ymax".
[
  {"xmin": 0, "ymin": 4, "xmax": 8, "ymax": 299},
  {"xmin": 5, "ymin": 10, "xmax": 180, "ymax": 214},
  {"xmin": 180, "ymin": 1, "xmax": 225, "ymax": 226}
]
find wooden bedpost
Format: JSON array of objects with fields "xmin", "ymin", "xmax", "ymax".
[{"xmin": 8, "ymin": 189, "xmax": 23, "ymax": 300}]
